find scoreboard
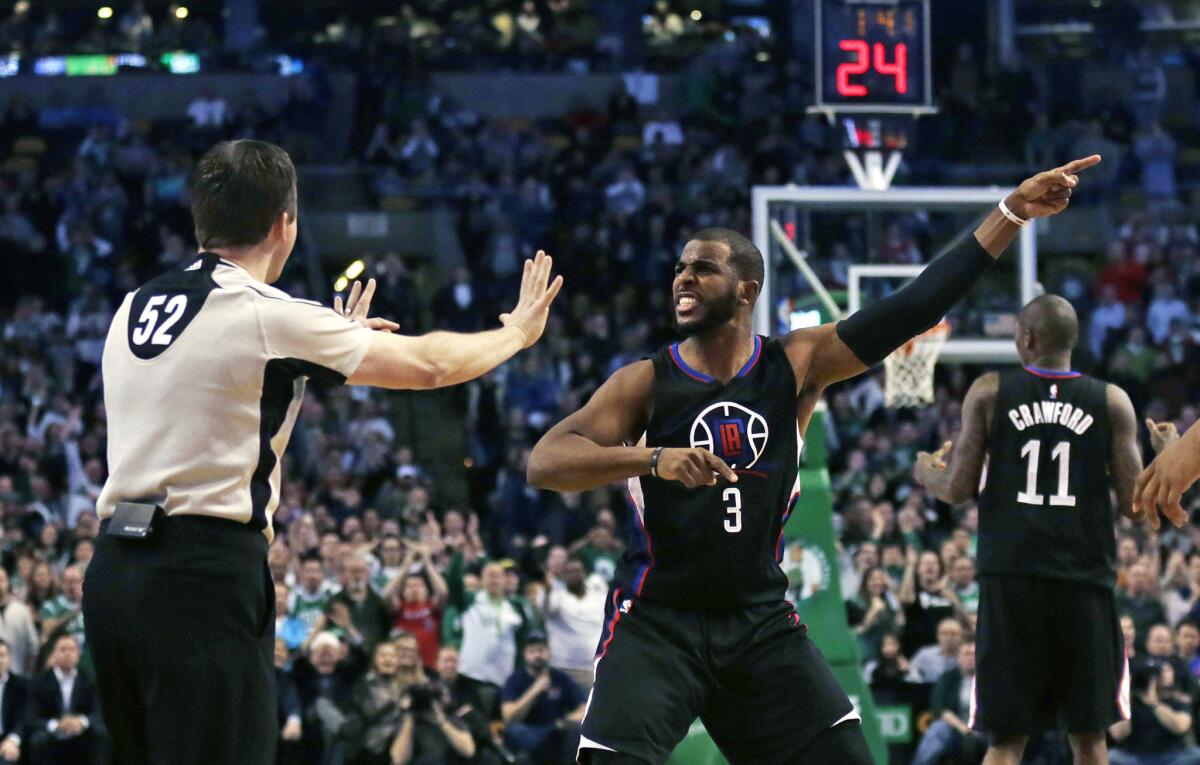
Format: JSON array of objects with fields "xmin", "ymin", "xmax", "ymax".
[{"xmin": 813, "ymin": 0, "xmax": 934, "ymax": 114}]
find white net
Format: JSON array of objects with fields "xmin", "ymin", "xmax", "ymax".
[{"xmin": 883, "ymin": 321, "xmax": 951, "ymax": 408}]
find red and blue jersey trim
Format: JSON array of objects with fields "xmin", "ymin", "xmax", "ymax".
[
  {"xmin": 625, "ymin": 487, "xmax": 655, "ymax": 597},
  {"xmin": 735, "ymin": 336, "xmax": 763, "ymax": 377},
  {"xmin": 776, "ymin": 489, "xmax": 801, "ymax": 561},
  {"xmin": 669, "ymin": 336, "xmax": 763, "ymax": 383},
  {"xmin": 1023, "ymin": 364, "xmax": 1081, "ymax": 380},
  {"xmin": 596, "ymin": 588, "xmax": 625, "ymax": 660},
  {"xmin": 668, "ymin": 344, "xmax": 715, "ymax": 383}
]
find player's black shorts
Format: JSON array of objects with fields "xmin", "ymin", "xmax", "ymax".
[
  {"xmin": 973, "ymin": 575, "xmax": 1129, "ymax": 738},
  {"xmin": 579, "ymin": 589, "xmax": 856, "ymax": 765}
]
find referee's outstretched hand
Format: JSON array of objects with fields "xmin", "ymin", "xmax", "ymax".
[
  {"xmin": 1133, "ymin": 421, "xmax": 1199, "ymax": 531},
  {"xmin": 335, "ymin": 278, "xmax": 401, "ymax": 332},
  {"xmin": 500, "ymin": 250, "xmax": 564, "ymax": 349}
]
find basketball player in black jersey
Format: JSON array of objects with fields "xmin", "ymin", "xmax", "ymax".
[
  {"xmin": 526, "ymin": 156, "xmax": 1099, "ymax": 765},
  {"xmin": 913, "ymin": 295, "xmax": 1185, "ymax": 765}
]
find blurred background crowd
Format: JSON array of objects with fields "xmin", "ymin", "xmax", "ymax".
[{"xmin": 0, "ymin": 0, "xmax": 1199, "ymax": 763}]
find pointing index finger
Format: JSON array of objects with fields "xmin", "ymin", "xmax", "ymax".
[
  {"xmin": 1059, "ymin": 155, "xmax": 1101, "ymax": 175},
  {"xmin": 705, "ymin": 452, "xmax": 737, "ymax": 483}
]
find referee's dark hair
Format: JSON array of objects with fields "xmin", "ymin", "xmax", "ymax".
[{"xmin": 190, "ymin": 140, "xmax": 298, "ymax": 250}]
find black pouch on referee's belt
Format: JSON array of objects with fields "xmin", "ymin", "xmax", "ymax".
[{"xmin": 107, "ymin": 502, "xmax": 163, "ymax": 539}]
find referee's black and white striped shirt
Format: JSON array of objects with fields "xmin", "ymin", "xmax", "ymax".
[{"xmin": 96, "ymin": 253, "xmax": 374, "ymax": 540}]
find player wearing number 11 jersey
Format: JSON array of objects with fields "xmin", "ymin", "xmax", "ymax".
[
  {"xmin": 914, "ymin": 294, "xmax": 1182, "ymax": 765},
  {"xmin": 528, "ymin": 158, "xmax": 1098, "ymax": 765}
]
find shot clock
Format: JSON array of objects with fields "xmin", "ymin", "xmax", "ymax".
[{"xmin": 813, "ymin": 0, "xmax": 934, "ymax": 115}]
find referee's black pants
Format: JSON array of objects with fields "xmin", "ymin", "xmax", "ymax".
[{"xmin": 82, "ymin": 515, "xmax": 277, "ymax": 765}]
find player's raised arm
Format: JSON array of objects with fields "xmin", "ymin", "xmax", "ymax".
[
  {"xmin": 784, "ymin": 156, "xmax": 1101, "ymax": 393},
  {"xmin": 526, "ymin": 361, "xmax": 737, "ymax": 492},
  {"xmin": 347, "ymin": 251, "xmax": 563, "ymax": 390},
  {"xmin": 1108, "ymin": 384, "xmax": 1145, "ymax": 524},
  {"xmin": 912, "ymin": 373, "xmax": 996, "ymax": 505}
]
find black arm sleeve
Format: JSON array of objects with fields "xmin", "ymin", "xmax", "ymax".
[{"xmin": 835, "ymin": 240, "xmax": 995, "ymax": 367}]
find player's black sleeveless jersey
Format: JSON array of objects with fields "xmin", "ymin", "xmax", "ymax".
[
  {"xmin": 977, "ymin": 367, "xmax": 1114, "ymax": 587},
  {"xmin": 613, "ymin": 336, "xmax": 800, "ymax": 609}
]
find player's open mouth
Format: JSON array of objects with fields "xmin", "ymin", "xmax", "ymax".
[{"xmin": 676, "ymin": 294, "xmax": 698, "ymax": 313}]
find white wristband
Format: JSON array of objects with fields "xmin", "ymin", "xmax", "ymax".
[{"xmin": 998, "ymin": 198, "xmax": 1028, "ymax": 227}]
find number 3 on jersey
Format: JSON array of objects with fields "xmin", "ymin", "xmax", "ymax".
[
  {"xmin": 132, "ymin": 294, "xmax": 188, "ymax": 347},
  {"xmin": 723, "ymin": 487, "xmax": 742, "ymax": 533},
  {"xmin": 1017, "ymin": 439, "xmax": 1076, "ymax": 507}
]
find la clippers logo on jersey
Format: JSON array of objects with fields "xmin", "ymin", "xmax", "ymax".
[
  {"xmin": 1050, "ymin": 384, "xmax": 1059, "ymax": 400},
  {"xmin": 689, "ymin": 402, "xmax": 769, "ymax": 469}
]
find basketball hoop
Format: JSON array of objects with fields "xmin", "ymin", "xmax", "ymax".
[
  {"xmin": 836, "ymin": 115, "xmax": 912, "ymax": 190},
  {"xmin": 884, "ymin": 320, "xmax": 950, "ymax": 408},
  {"xmin": 843, "ymin": 149, "xmax": 903, "ymax": 191}
]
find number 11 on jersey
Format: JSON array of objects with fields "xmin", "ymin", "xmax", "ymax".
[
  {"xmin": 723, "ymin": 487, "xmax": 742, "ymax": 533},
  {"xmin": 1017, "ymin": 439, "xmax": 1077, "ymax": 507}
]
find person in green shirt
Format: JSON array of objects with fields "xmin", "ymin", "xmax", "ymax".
[
  {"xmin": 290, "ymin": 553, "xmax": 335, "ymax": 633},
  {"xmin": 569, "ymin": 518, "xmax": 624, "ymax": 584},
  {"xmin": 948, "ymin": 555, "xmax": 979, "ymax": 616},
  {"xmin": 501, "ymin": 560, "xmax": 543, "ymax": 635},
  {"xmin": 881, "ymin": 542, "xmax": 908, "ymax": 585},
  {"xmin": 40, "ymin": 564, "xmax": 85, "ymax": 644},
  {"xmin": 441, "ymin": 557, "xmax": 483, "ymax": 649},
  {"xmin": 1109, "ymin": 326, "xmax": 1158, "ymax": 387},
  {"xmin": 39, "ymin": 564, "xmax": 92, "ymax": 678}
]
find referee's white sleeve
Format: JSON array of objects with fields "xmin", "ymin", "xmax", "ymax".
[{"xmin": 254, "ymin": 297, "xmax": 374, "ymax": 381}]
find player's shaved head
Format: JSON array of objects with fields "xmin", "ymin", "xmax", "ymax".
[
  {"xmin": 1018, "ymin": 294, "xmax": 1078, "ymax": 356},
  {"xmin": 689, "ymin": 228, "xmax": 764, "ymax": 284}
]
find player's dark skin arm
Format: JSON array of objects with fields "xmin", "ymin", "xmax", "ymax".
[
  {"xmin": 1107, "ymin": 384, "xmax": 1144, "ymax": 524},
  {"xmin": 782, "ymin": 157, "xmax": 1100, "ymax": 397},
  {"xmin": 526, "ymin": 361, "xmax": 737, "ymax": 492},
  {"xmin": 912, "ymin": 373, "xmax": 997, "ymax": 505}
]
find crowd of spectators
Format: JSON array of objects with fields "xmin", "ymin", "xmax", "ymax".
[
  {"xmin": 0, "ymin": 1, "xmax": 213, "ymax": 58},
  {"xmin": 0, "ymin": 9, "xmax": 1198, "ymax": 764},
  {"xmin": 0, "ymin": 0, "xmax": 779, "ymax": 76}
]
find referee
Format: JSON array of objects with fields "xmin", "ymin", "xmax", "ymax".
[{"xmin": 81, "ymin": 139, "xmax": 562, "ymax": 765}]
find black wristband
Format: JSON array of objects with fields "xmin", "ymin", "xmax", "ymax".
[
  {"xmin": 836, "ymin": 240, "xmax": 994, "ymax": 367},
  {"xmin": 649, "ymin": 446, "xmax": 665, "ymax": 478}
]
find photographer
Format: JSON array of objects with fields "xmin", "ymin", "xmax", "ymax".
[
  {"xmin": 1109, "ymin": 663, "xmax": 1200, "ymax": 765},
  {"xmin": 343, "ymin": 642, "xmax": 405, "ymax": 765},
  {"xmin": 388, "ymin": 680, "xmax": 476, "ymax": 765},
  {"xmin": 436, "ymin": 645, "xmax": 511, "ymax": 765},
  {"xmin": 293, "ymin": 631, "xmax": 367, "ymax": 764},
  {"xmin": 500, "ymin": 633, "xmax": 584, "ymax": 765}
]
